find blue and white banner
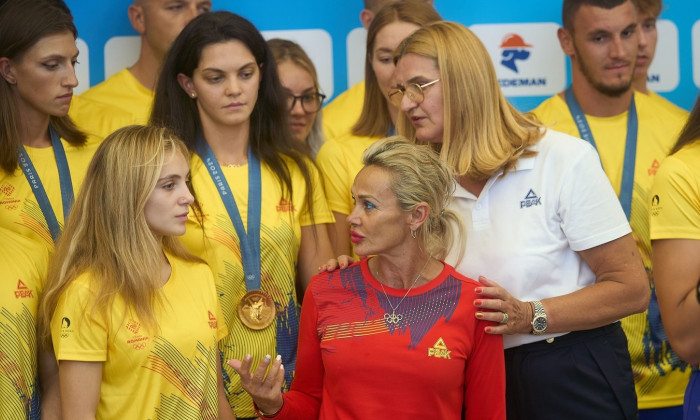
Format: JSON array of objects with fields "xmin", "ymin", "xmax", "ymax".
[{"xmin": 66, "ymin": 0, "xmax": 699, "ymax": 111}]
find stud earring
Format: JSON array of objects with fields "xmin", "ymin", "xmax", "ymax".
[{"xmin": 190, "ymin": 92, "xmax": 196, "ymax": 98}]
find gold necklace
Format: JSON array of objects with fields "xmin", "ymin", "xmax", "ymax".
[
  {"xmin": 377, "ymin": 256, "xmax": 431, "ymax": 326},
  {"xmin": 217, "ymin": 159, "xmax": 247, "ymax": 168}
]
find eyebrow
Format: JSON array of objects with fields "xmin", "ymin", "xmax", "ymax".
[
  {"xmin": 356, "ymin": 194, "xmax": 381, "ymax": 203},
  {"xmin": 41, "ymin": 52, "xmax": 80, "ymax": 61},
  {"xmin": 156, "ymin": 173, "xmax": 188, "ymax": 183},
  {"xmin": 201, "ymin": 61, "xmax": 256, "ymax": 73},
  {"xmin": 283, "ymin": 87, "xmax": 316, "ymax": 95}
]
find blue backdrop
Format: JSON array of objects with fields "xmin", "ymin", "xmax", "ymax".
[{"xmin": 65, "ymin": 0, "xmax": 700, "ymax": 111}]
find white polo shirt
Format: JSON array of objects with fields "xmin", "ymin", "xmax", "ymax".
[{"xmin": 446, "ymin": 129, "xmax": 631, "ymax": 349}]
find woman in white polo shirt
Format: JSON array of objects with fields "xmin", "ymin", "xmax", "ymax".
[{"xmin": 392, "ymin": 21, "xmax": 649, "ymax": 420}]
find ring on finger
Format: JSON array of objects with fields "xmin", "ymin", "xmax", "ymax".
[{"xmin": 500, "ymin": 312, "xmax": 509, "ymax": 324}]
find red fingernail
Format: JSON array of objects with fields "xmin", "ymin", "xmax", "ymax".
[
  {"xmin": 476, "ymin": 312, "xmax": 484, "ymax": 319},
  {"xmin": 485, "ymin": 327, "xmax": 492, "ymax": 333},
  {"xmin": 475, "ymin": 287, "xmax": 483, "ymax": 294},
  {"xmin": 474, "ymin": 300, "xmax": 482, "ymax": 306}
]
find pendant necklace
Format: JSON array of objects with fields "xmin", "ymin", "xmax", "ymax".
[
  {"xmin": 218, "ymin": 159, "xmax": 247, "ymax": 168},
  {"xmin": 377, "ymin": 256, "xmax": 431, "ymax": 326}
]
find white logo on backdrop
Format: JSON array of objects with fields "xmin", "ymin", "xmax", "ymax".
[
  {"xmin": 692, "ymin": 20, "xmax": 700, "ymax": 89},
  {"xmin": 75, "ymin": 38, "xmax": 89, "ymax": 95},
  {"xmin": 470, "ymin": 23, "xmax": 566, "ymax": 97},
  {"xmin": 647, "ymin": 20, "xmax": 680, "ymax": 92},
  {"xmin": 346, "ymin": 28, "xmax": 367, "ymax": 88},
  {"xmin": 100, "ymin": 30, "xmax": 334, "ymax": 98}
]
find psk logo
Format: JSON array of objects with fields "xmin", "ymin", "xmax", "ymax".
[
  {"xmin": 427, "ymin": 337, "xmax": 451, "ymax": 359},
  {"xmin": 520, "ymin": 189, "xmax": 542, "ymax": 208},
  {"xmin": 500, "ymin": 33, "xmax": 532, "ymax": 73},
  {"xmin": 208, "ymin": 310, "xmax": 218, "ymax": 329},
  {"xmin": 14, "ymin": 279, "xmax": 34, "ymax": 299},
  {"xmin": 648, "ymin": 159, "xmax": 661, "ymax": 176},
  {"xmin": 276, "ymin": 198, "xmax": 295, "ymax": 213}
]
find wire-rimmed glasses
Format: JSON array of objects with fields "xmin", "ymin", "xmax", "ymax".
[{"xmin": 388, "ymin": 79, "xmax": 440, "ymax": 108}]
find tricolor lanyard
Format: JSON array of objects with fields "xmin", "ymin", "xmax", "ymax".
[
  {"xmin": 196, "ymin": 135, "xmax": 262, "ymax": 292},
  {"xmin": 17, "ymin": 126, "xmax": 74, "ymax": 243},
  {"xmin": 564, "ymin": 87, "xmax": 637, "ymax": 220}
]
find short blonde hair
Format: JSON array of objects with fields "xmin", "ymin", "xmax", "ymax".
[
  {"xmin": 394, "ymin": 21, "xmax": 543, "ymax": 180},
  {"xmin": 362, "ymin": 136, "xmax": 464, "ymax": 260}
]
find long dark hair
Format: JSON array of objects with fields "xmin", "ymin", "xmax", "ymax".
[
  {"xmin": 151, "ymin": 11, "xmax": 314, "ymax": 214},
  {"xmin": 671, "ymin": 95, "xmax": 700, "ymax": 154},
  {"xmin": 0, "ymin": 0, "xmax": 86, "ymax": 174}
]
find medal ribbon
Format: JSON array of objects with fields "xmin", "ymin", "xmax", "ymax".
[
  {"xmin": 196, "ymin": 135, "xmax": 262, "ymax": 292},
  {"xmin": 564, "ymin": 87, "xmax": 637, "ymax": 220},
  {"xmin": 17, "ymin": 126, "xmax": 74, "ymax": 243}
]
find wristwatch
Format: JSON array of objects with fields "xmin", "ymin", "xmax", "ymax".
[{"xmin": 530, "ymin": 300, "xmax": 548, "ymax": 335}]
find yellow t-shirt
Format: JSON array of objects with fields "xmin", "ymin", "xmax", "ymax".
[
  {"xmin": 0, "ymin": 138, "xmax": 100, "ymax": 250},
  {"xmin": 648, "ymin": 91, "xmax": 689, "ymax": 121},
  {"xmin": 0, "ymin": 230, "xmax": 49, "ymax": 419},
  {"xmin": 52, "ymin": 252, "xmax": 227, "ymax": 419},
  {"xmin": 80, "ymin": 68, "xmax": 154, "ymax": 125},
  {"xmin": 322, "ymin": 81, "xmax": 365, "ymax": 142},
  {"xmin": 650, "ymin": 141, "xmax": 700, "ymax": 240},
  {"xmin": 532, "ymin": 91, "xmax": 690, "ymax": 409},
  {"xmin": 68, "ymin": 95, "xmax": 134, "ymax": 141},
  {"xmin": 182, "ymin": 154, "xmax": 333, "ymax": 418},
  {"xmin": 315, "ymin": 132, "xmax": 379, "ymax": 259}
]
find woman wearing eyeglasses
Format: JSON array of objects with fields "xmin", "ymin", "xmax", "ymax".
[
  {"xmin": 392, "ymin": 21, "xmax": 648, "ymax": 419},
  {"xmin": 268, "ymin": 39, "xmax": 326, "ymax": 158},
  {"xmin": 315, "ymin": 0, "xmax": 441, "ymax": 257}
]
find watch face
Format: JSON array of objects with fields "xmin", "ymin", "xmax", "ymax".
[{"xmin": 533, "ymin": 316, "xmax": 547, "ymax": 332}]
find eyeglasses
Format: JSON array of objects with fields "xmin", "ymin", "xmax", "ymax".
[
  {"xmin": 388, "ymin": 79, "xmax": 440, "ymax": 108},
  {"xmin": 286, "ymin": 92, "xmax": 326, "ymax": 113}
]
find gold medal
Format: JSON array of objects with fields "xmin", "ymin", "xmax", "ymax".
[{"xmin": 237, "ymin": 290, "xmax": 276, "ymax": 330}]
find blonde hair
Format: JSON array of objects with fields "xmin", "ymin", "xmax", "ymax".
[
  {"xmin": 268, "ymin": 38, "xmax": 326, "ymax": 157},
  {"xmin": 362, "ymin": 136, "xmax": 464, "ymax": 260},
  {"xmin": 394, "ymin": 21, "xmax": 543, "ymax": 180},
  {"xmin": 40, "ymin": 125, "xmax": 202, "ymax": 346},
  {"xmin": 353, "ymin": 0, "xmax": 441, "ymax": 138}
]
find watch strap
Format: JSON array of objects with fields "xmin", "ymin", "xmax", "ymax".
[{"xmin": 530, "ymin": 300, "xmax": 547, "ymax": 335}]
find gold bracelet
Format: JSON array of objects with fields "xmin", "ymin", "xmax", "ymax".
[{"xmin": 257, "ymin": 401, "xmax": 283, "ymax": 418}]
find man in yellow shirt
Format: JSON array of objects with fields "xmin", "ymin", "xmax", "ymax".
[
  {"xmin": 80, "ymin": 0, "xmax": 211, "ymax": 124},
  {"xmin": 532, "ymin": 1, "xmax": 689, "ymax": 418},
  {"xmin": 632, "ymin": 0, "xmax": 688, "ymax": 118}
]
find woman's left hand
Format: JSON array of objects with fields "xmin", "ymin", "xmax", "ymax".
[
  {"xmin": 474, "ymin": 276, "xmax": 533, "ymax": 335},
  {"xmin": 228, "ymin": 354, "xmax": 284, "ymax": 416}
]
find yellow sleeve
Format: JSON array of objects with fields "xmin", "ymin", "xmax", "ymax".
[
  {"xmin": 315, "ymin": 139, "xmax": 353, "ymax": 215},
  {"xmin": 650, "ymin": 148, "xmax": 700, "ymax": 240},
  {"xmin": 300, "ymin": 158, "xmax": 335, "ymax": 227},
  {"xmin": 51, "ymin": 276, "xmax": 108, "ymax": 362}
]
